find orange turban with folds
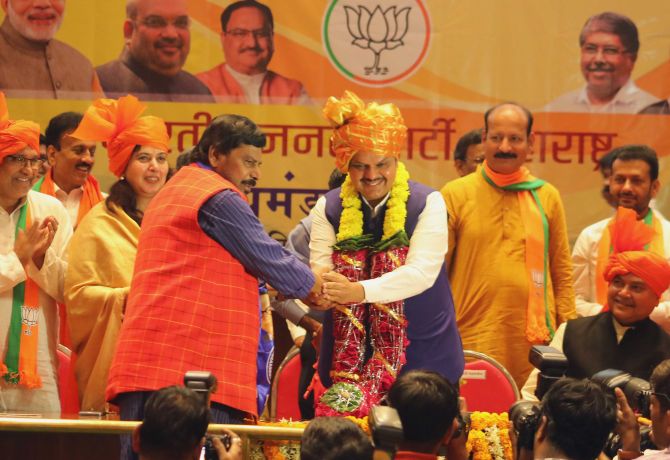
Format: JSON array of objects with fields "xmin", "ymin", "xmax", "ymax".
[
  {"xmin": 603, "ymin": 207, "xmax": 670, "ymax": 297},
  {"xmin": 323, "ymin": 90, "xmax": 407, "ymax": 172},
  {"xmin": 0, "ymin": 92, "xmax": 40, "ymax": 161},
  {"xmin": 71, "ymin": 94, "xmax": 170, "ymax": 178}
]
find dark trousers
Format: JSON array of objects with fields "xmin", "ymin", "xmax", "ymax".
[
  {"xmin": 117, "ymin": 390, "xmax": 246, "ymax": 460},
  {"xmin": 298, "ymin": 330, "xmax": 318, "ymax": 420}
]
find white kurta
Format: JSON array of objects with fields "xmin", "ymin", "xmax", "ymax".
[
  {"xmin": 0, "ymin": 191, "xmax": 72, "ymax": 413},
  {"xmin": 572, "ymin": 210, "xmax": 670, "ymax": 332}
]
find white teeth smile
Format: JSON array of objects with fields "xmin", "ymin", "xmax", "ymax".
[{"xmin": 145, "ymin": 177, "xmax": 159, "ymax": 182}]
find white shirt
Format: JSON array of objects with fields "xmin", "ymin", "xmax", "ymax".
[
  {"xmin": 521, "ymin": 317, "xmax": 630, "ymax": 401},
  {"xmin": 309, "ymin": 190, "xmax": 448, "ymax": 304},
  {"xmin": 225, "ymin": 64, "xmax": 311, "ymax": 105},
  {"xmin": 0, "ymin": 191, "xmax": 72, "ymax": 413},
  {"xmin": 571, "ymin": 210, "xmax": 670, "ymax": 332},
  {"xmin": 544, "ymin": 79, "xmax": 659, "ymax": 114}
]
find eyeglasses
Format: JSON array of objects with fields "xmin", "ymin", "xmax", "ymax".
[
  {"xmin": 225, "ymin": 28, "xmax": 272, "ymax": 40},
  {"xmin": 139, "ymin": 15, "xmax": 190, "ymax": 30},
  {"xmin": 4, "ymin": 155, "xmax": 41, "ymax": 168},
  {"xmin": 582, "ymin": 44, "xmax": 628, "ymax": 56},
  {"xmin": 652, "ymin": 391, "xmax": 670, "ymax": 405}
]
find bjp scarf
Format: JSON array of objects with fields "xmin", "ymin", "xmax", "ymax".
[
  {"xmin": 595, "ymin": 208, "xmax": 665, "ymax": 307},
  {"xmin": 482, "ymin": 161, "xmax": 553, "ymax": 343},
  {"xmin": 323, "ymin": 90, "xmax": 407, "ymax": 172},
  {"xmin": 37, "ymin": 171, "xmax": 103, "ymax": 227},
  {"xmin": 70, "ymin": 94, "xmax": 169, "ymax": 178},
  {"xmin": 1, "ymin": 203, "xmax": 42, "ymax": 388},
  {"xmin": 602, "ymin": 207, "xmax": 670, "ymax": 299}
]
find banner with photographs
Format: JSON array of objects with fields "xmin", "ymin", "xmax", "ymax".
[{"xmin": 2, "ymin": 0, "xmax": 670, "ymax": 241}]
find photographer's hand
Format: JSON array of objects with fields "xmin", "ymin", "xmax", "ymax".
[
  {"xmin": 212, "ymin": 429, "xmax": 242, "ymax": 460},
  {"xmin": 614, "ymin": 387, "xmax": 641, "ymax": 453}
]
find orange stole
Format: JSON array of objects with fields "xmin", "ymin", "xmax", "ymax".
[
  {"xmin": 38, "ymin": 172, "xmax": 103, "ymax": 348},
  {"xmin": 106, "ymin": 165, "xmax": 260, "ymax": 416},
  {"xmin": 595, "ymin": 211, "xmax": 665, "ymax": 308}
]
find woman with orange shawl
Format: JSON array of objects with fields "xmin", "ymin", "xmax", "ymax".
[{"xmin": 64, "ymin": 95, "xmax": 170, "ymax": 411}]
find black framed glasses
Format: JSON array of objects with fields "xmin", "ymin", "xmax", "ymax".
[{"xmin": 5, "ymin": 155, "xmax": 41, "ymax": 168}]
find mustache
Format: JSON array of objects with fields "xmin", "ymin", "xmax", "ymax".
[
  {"xmin": 241, "ymin": 179, "xmax": 257, "ymax": 187},
  {"xmin": 586, "ymin": 63, "xmax": 613, "ymax": 72},
  {"xmin": 156, "ymin": 38, "xmax": 183, "ymax": 48},
  {"xmin": 76, "ymin": 162, "xmax": 92, "ymax": 170},
  {"xmin": 494, "ymin": 152, "xmax": 517, "ymax": 159},
  {"xmin": 240, "ymin": 46, "xmax": 263, "ymax": 53}
]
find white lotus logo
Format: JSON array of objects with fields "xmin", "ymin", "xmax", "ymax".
[{"xmin": 344, "ymin": 5, "xmax": 411, "ymax": 75}]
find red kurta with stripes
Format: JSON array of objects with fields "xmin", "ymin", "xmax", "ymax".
[{"xmin": 106, "ymin": 165, "xmax": 260, "ymax": 416}]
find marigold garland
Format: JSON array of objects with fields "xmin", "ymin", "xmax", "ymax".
[
  {"xmin": 467, "ymin": 412, "xmax": 513, "ymax": 460},
  {"xmin": 337, "ymin": 161, "xmax": 410, "ymax": 244}
]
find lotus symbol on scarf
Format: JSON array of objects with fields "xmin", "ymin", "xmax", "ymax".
[{"xmin": 344, "ymin": 5, "xmax": 411, "ymax": 75}]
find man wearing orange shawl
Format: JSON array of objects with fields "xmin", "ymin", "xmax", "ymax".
[
  {"xmin": 64, "ymin": 95, "xmax": 170, "ymax": 412},
  {"xmin": 33, "ymin": 111, "xmax": 104, "ymax": 347},
  {"xmin": 522, "ymin": 208, "xmax": 670, "ymax": 400},
  {"xmin": 441, "ymin": 103, "xmax": 576, "ymax": 387},
  {"xmin": 0, "ymin": 92, "xmax": 72, "ymax": 413},
  {"xmin": 572, "ymin": 145, "xmax": 670, "ymax": 332}
]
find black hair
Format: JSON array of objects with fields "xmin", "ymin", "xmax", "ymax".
[
  {"xmin": 220, "ymin": 0, "xmax": 273, "ymax": 32},
  {"xmin": 541, "ymin": 378, "xmax": 617, "ymax": 460},
  {"xmin": 138, "ymin": 386, "xmax": 210, "ymax": 458},
  {"xmin": 651, "ymin": 360, "xmax": 670, "ymax": 412},
  {"xmin": 328, "ymin": 169, "xmax": 346, "ymax": 190},
  {"xmin": 454, "ymin": 129, "xmax": 483, "ymax": 162},
  {"xmin": 610, "ymin": 144, "xmax": 659, "ymax": 181},
  {"xmin": 388, "ymin": 370, "xmax": 459, "ymax": 446},
  {"xmin": 39, "ymin": 134, "xmax": 47, "ymax": 146},
  {"xmin": 300, "ymin": 417, "xmax": 373, "ymax": 460},
  {"xmin": 44, "ymin": 112, "xmax": 83, "ymax": 149},
  {"xmin": 580, "ymin": 12, "xmax": 640, "ymax": 57},
  {"xmin": 483, "ymin": 102, "xmax": 534, "ymax": 136},
  {"xmin": 193, "ymin": 114, "xmax": 266, "ymax": 165}
]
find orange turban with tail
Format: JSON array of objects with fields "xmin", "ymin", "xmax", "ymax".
[
  {"xmin": 323, "ymin": 90, "xmax": 407, "ymax": 172},
  {"xmin": 0, "ymin": 92, "xmax": 40, "ymax": 161},
  {"xmin": 70, "ymin": 94, "xmax": 170, "ymax": 178},
  {"xmin": 603, "ymin": 207, "xmax": 670, "ymax": 297}
]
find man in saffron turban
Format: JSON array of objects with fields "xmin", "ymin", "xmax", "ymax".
[
  {"xmin": 0, "ymin": 92, "xmax": 72, "ymax": 413},
  {"xmin": 522, "ymin": 207, "xmax": 670, "ymax": 400},
  {"xmin": 310, "ymin": 91, "xmax": 464, "ymax": 417}
]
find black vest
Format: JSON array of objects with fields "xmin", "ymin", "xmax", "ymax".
[{"xmin": 563, "ymin": 311, "xmax": 670, "ymax": 381}]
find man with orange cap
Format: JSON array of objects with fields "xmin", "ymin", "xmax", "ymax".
[
  {"xmin": 310, "ymin": 91, "xmax": 463, "ymax": 417},
  {"xmin": 522, "ymin": 207, "xmax": 670, "ymax": 400},
  {"xmin": 0, "ymin": 92, "xmax": 72, "ymax": 412}
]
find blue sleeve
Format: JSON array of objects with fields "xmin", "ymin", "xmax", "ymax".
[{"xmin": 198, "ymin": 190, "xmax": 315, "ymax": 299}]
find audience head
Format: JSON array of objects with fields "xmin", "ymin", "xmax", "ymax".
[
  {"xmin": 609, "ymin": 144, "xmax": 659, "ymax": 217},
  {"xmin": 300, "ymin": 416, "xmax": 373, "ymax": 460},
  {"xmin": 454, "ymin": 128, "xmax": 484, "ymax": 177},
  {"xmin": 1, "ymin": 0, "xmax": 64, "ymax": 42},
  {"xmin": 579, "ymin": 12, "xmax": 639, "ymax": 102},
  {"xmin": 194, "ymin": 114, "xmax": 265, "ymax": 195},
  {"xmin": 133, "ymin": 386, "xmax": 209, "ymax": 460},
  {"xmin": 482, "ymin": 102, "xmax": 534, "ymax": 175},
  {"xmin": 45, "ymin": 111, "xmax": 96, "ymax": 193},
  {"xmin": 328, "ymin": 168, "xmax": 346, "ymax": 190},
  {"xmin": 124, "ymin": 0, "xmax": 190, "ymax": 77},
  {"xmin": 534, "ymin": 378, "xmax": 617, "ymax": 460},
  {"xmin": 37, "ymin": 133, "xmax": 49, "ymax": 179},
  {"xmin": 598, "ymin": 150, "xmax": 618, "ymax": 208},
  {"xmin": 650, "ymin": 360, "xmax": 670, "ymax": 448},
  {"xmin": 220, "ymin": 0, "xmax": 274, "ymax": 76},
  {"xmin": 387, "ymin": 370, "xmax": 460, "ymax": 454}
]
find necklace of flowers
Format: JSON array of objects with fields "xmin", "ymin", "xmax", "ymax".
[{"xmin": 336, "ymin": 161, "xmax": 410, "ymax": 246}]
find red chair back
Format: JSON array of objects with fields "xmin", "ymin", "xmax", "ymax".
[
  {"xmin": 460, "ymin": 350, "xmax": 519, "ymax": 413},
  {"xmin": 270, "ymin": 347, "xmax": 302, "ymax": 421},
  {"xmin": 57, "ymin": 345, "xmax": 80, "ymax": 414}
]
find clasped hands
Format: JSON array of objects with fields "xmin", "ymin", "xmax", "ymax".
[
  {"xmin": 301, "ymin": 268, "xmax": 365, "ymax": 311},
  {"xmin": 14, "ymin": 216, "xmax": 58, "ymax": 270}
]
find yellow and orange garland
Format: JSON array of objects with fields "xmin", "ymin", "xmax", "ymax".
[{"xmin": 466, "ymin": 412, "xmax": 513, "ymax": 460}]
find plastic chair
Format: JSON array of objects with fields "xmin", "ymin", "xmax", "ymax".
[
  {"xmin": 269, "ymin": 346, "xmax": 302, "ymax": 421},
  {"xmin": 57, "ymin": 344, "xmax": 80, "ymax": 414},
  {"xmin": 460, "ymin": 349, "xmax": 520, "ymax": 413}
]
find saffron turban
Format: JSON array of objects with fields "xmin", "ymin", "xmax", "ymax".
[
  {"xmin": 603, "ymin": 207, "xmax": 670, "ymax": 297},
  {"xmin": 323, "ymin": 90, "xmax": 407, "ymax": 172},
  {"xmin": 71, "ymin": 94, "xmax": 170, "ymax": 177},
  {"xmin": 0, "ymin": 92, "xmax": 40, "ymax": 161}
]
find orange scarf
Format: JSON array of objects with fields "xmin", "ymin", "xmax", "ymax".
[
  {"xmin": 482, "ymin": 161, "xmax": 553, "ymax": 343},
  {"xmin": 596, "ymin": 208, "xmax": 666, "ymax": 308},
  {"xmin": 1, "ymin": 203, "xmax": 41, "ymax": 388},
  {"xmin": 38, "ymin": 170, "xmax": 103, "ymax": 227}
]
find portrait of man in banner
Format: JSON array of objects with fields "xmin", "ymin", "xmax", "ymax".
[
  {"xmin": 545, "ymin": 11, "xmax": 659, "ymax": 114},
  {"xmin": 196, "ymin": 0, "xmax": 310, "ymax": 105},
  {"xmin": 96, "ymin": 0, "xmax": 214, "ymax": 102},
  {"xmin": 0, "ymin": 0, "xmax": 102, "ymax": 99}
]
